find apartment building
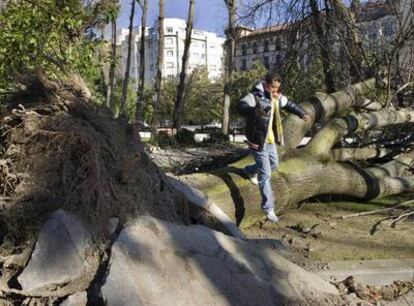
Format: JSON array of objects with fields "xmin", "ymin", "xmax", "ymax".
[
  {"xmin": 233, "ymin": 24, "xmax": 291, "ymax": 72},
  {"xmin": 117, "ymin": 18, "xmax": 225, "ymax": 86},
  {"xmin": 233, "ymin": 0, "xmax": 400, "ymax": 73}
]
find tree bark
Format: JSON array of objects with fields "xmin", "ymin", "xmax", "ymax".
[
  {"xmin": 222, "ymin": 0, "xmax": 236, "ymax": 136},
  {"xmin": 330, "ymin": 0, "xmax": 365, "ymax": 82},
  {"xmin": 173, "ymin": 0, "xmax": 195, "ymax": 131},
  {"xmin": 120, "ymin": 0, "xmax": 135, "ymax": 116},
  {"xmin": 151, "ymin": 0, "xmax": 164, "ymax": 142},
  {"xmin": 309, "ymin": 0, "xmax": 336, "ymax": 93},
  {"xmin": 135, "ymin": 0, "xmax": 148, "ymax": 128},
  {"xmin": 283, "ymin": 78, "xmax": 376, "ymax": 149}
]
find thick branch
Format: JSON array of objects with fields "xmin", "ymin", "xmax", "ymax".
[
  {"xmin": 366, "ymin": 152, "xmax": 414, "ymax": 179},
  {"xmin": 307, "ymin": 108, "xmax": 414, "ymax": 156},
  {"xmin": 331, "ymin": 146, "xmax": 389, "ymax": 161},
  {"xmin": 284, "ymin": 78, "xmax": 376, "ymax": 148}
]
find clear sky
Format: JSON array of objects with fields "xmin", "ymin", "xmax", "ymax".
[{"xmin": 118, "ymin": 0, "xmax": 228, "ymax": 37}]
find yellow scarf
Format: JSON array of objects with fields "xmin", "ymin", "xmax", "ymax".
[{"xmin": 266, "ymin": 97, "xmax": 284, "ymax": 145}]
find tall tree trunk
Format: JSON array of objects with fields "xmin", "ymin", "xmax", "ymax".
[
  {"xmin": 151, "ymin": 0, "xmax": 165, "ymax": 142},
  {"xmin": 222, "ymin": 0, "xmax": 236, "ymax": 136},
  {"xmin": 135, "ymin": 0, "xmax": 148, "ymax": 128},
  {"xmin": 120, "ymin": 0, "xmax": 136, "ymax": 116},
  {"xmin": 173, "ymin": 0, "xmax": 195, "ymax": 131},
  {"xmin": 309, "ymin": 0, "xmax": 336, "ymax": 93},
  {"xmin": 330, "ymin": 0, "xmax": 364, "ymax": 82},
  {"xmin": 107, "ymin": 17, "xmax": 117, "ymax": 110}
]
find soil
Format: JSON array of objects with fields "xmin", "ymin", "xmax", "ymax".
[{"xmin": 243, "ymin": 199, "xmax": 414, "ymax": 271}]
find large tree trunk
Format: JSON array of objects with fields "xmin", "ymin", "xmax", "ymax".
[
  {"xmin": 222, "ymin": 0, "xmax": 236, "ymax": 136},
  {"xmin": 180, "ymin": 80, "xmax": 414, "ymax": 228},
  {"xmin": 120, "ymin": 0, "xmax": 135, "ymax": 116},
  {"xmin": 330, "ymin": 0, "xmax": 365, "ymax": 82},
  {"xmin": 173, "ymin": 0, "xmax": 195, "ymax": 131},
  {"xmin": 135, "ymin": 0, "xmax": 148, "ymax": 128},
  {"xmin": 309, "ymin": 0, "xmax": 336, "ymax": 93},
  {"xmin": 151, "ymin": 0, "xmax": 164, "ymax": 142}
]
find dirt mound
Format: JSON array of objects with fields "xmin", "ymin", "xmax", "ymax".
[{"xmin": 0, "ymin": 72, "xmax": 189, "ymax": 240}]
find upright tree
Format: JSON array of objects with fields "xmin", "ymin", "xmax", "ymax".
[
  {"xmin": 222, "ymin": 0, "xmax": 237, "ymax": 135},
  {"xmin": 107, "ymin": 1, "xmax": 119, "ymax": 110},
  {"xmin": 173, "ymin": 0, "xmax": 195, "ymax": 131},
  {"xmin": 120, "ymin": 0, "xmax": 136, "ymax": 116},
  {"xmin": 152, "ymin": 0, "xmax": 165, "ymax": 140},
  {"xmin": 135, "ymin": 0, "xmax": 148, "ymax": 127},
  {"xmin": 330, "ymin": 0, "xmax": 365, "ymax": 82},
  {"xmin": 309, "ymin": 0, "xmax": 336, "ymax": 93}
]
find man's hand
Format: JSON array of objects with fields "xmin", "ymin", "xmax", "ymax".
[
  {"xmin": 302, "ymin": 114, "xmax": 311, "ymax": 124},
  {"xmin": 247, "ymin": 142, "xmax": 259, "ymax": 151}
]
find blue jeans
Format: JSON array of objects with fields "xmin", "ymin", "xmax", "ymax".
[{"xmin": 244, "ymin": 143, "xmax": 279, "ymax": 212}]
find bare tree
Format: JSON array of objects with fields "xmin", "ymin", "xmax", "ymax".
[
  {"xmin": 222, "ymin": 0, "xmax": 237, "ymax": 136},
  {"xmin": 120, "ymin": 0, "xmax": 135, "ymax": 116},
  {"xmin": 329, "ymin": 0, "xmax": 365, "ymax": 82},
  {"xmin": 106, "ymin": 1, "xmax": 119, "ymax": 110},
  {"xmin": 173, "ymin": 0, "xmax": 195, "ymax": 131},
  {"xmin": 309, "ymin": 0, "xmax": 336, "ymax": 93},
  {"xmin": 151, "ymin": 0, "xmax": 165, "ymax": 141},
  {"xmin": 135, "ymin": 0, "xmax": 148, "ymax": 128}
]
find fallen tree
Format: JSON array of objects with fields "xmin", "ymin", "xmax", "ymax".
[
  {"xmin": 0, "ymin": 73, "xmax": 413, "ymax": 305},
  {"xmin": 180, "ymin": 78, "xmax": 414, "ymax": 227},
  {"xmin": 0, "ymin": 72, "xmax": 356, "ymax": 306}
]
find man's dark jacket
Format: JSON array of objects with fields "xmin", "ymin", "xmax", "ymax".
[{"xmin": 237, "ymin": 81, "xmax": 306, "ymax": 150}]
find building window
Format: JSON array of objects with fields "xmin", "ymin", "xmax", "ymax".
[
  {"xmin": 275, "ymin": 54, "xmax": 281, "ymax": 67},
  {"xmin": 166, "ymin": 27, "xmax": 173, "ymax": 33},
  {"xmin": 242, "ymin": 44, "xmax": 247, "ymax": 56},
  {"xmin": 165, "ymin": 38, "xmax": 173, "ymax": 46},
  {"xmin": 384, "ymin": 23, "xmax": 394, "ymax": 36},
  {"xmin": 275, "ymin": 37, "xmax": 281, "ymax": 51},
  {"xmin": 263, "ymin": 56, "xmax": 269, "ymax": 68},
  {"xmin": 167, "ymin": 74, "xmax": 175, "ymax": 79},
  {"xmin": 241, "ymin": 59, "xmax": 247, "ymax": 71},
  {"xmin": 166, "ymin": 62, "xmax": 174, "ymax": 69},
  {"xmin": 166, "ymin": 50, "xmax": 174, "ymax": 57},
  {"xmin": 252, "ymin": 42, "xmax": 258, "ymax": 54},
  {"xmin": 264, "ymin": 40, "xmax": 269, "ymax": 52}
]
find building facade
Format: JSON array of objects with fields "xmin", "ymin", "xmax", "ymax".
[
  {"xmin": 117, "ymin": 18, "xmax": 225, "ymax": 86},
  {"xmin": 233, "ymin": 25, "xmax": 291, "ymax": 72},
  {"xmin": 233, "ymin": 1, "xmax": 401, "ymax": 74}
]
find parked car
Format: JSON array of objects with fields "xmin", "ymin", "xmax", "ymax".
[{"xmin": 204, "ymin": 121, "xmax": 222, "ymax": 129}]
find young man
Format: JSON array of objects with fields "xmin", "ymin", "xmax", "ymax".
[{"xmin": 237, "ymin": 71, "xmax": 310, "ymax": 222}]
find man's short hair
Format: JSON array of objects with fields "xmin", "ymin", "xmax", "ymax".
[{"xmin": 265, "ymin": 71, "xmax": 282, "ymax": 84}]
